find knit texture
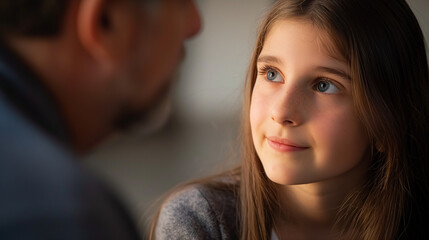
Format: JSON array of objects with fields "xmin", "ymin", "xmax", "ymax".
[{"xmin": 155, "ymin": 183, "xmax": 238, "ymax": 240}]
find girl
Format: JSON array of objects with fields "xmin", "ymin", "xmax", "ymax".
[{"xmin": 151, "ymin": 0, "xmax": 429, "ymax": 239}]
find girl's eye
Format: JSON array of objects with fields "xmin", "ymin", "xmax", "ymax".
[
  {"xmin": 258, "ymin": 65, "xmax": 284, "ymax": 83},
  {"xmin": 266, "ymin": 69, "xmax": 283, "ymax": 82},
  {"xmin": 315, "ymin": 80, "xmax": 340, "ymax": 94}
]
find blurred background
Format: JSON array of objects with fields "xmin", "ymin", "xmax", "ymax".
[{"xmin": 83, "ymin": 0, "xmax": 429, "ymax": 230}]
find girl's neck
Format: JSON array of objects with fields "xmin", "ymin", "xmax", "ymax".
[
  {"xmin": 275, "ymin": 154, "xmax": 370, "ymax": 239},
  {"xmin": 280, "ymin": 183, "xmax": 344, "ymax": 226}
]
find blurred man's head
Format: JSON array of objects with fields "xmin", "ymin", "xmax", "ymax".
[{"xmin": 0, "ymin": 0, "xmax": 201, "ymax": 152}]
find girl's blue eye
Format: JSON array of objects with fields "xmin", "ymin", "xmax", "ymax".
[
  {"xmin": 266, "ymin": 69, "xmax": 283, "ymax": 82},
  {"xmin": 316, "ymin": 80, "xmax": 339, "ymax": 94}
]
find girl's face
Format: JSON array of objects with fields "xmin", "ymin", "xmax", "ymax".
[{"xmin": 250, "ymin": 19, "xmax": 369, "ymax": 185}]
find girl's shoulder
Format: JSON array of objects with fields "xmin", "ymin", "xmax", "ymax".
[{"xmin": 155, "ymin": 175, "xmax": 239, "ymax": 240}]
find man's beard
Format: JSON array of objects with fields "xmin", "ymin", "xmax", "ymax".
[
  {"xmin": 113, "ymin": 47, "xmax": 185, "ymax": 135},
  {"xmin": 113, "ymin": 83, "xmax": 172, "ymax": 135}
]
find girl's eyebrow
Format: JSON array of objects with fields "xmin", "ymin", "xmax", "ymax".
[
  {"xmin": 316, "ymin": 66, "xmax": 351, "ymax": 81},
  {"xmin": 257, "ymin": 55, "xmax": 283, "ymax": 65}
]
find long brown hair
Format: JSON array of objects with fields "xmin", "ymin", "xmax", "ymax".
[
  {"xmin": 150, "ymin": 0, "xmax": 429, "ymax": 239},
  {"xmin": 240, "ymin": 0, "xmax": 429, "ymax": 239}
]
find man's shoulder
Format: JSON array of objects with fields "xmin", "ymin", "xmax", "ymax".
[
  {"xmin": 155, "ymin": 177, "xmax": 239, "ymax": 239},
  {"xmin": 0, "ymin": 91, "xmax": 69, "ymax": 152},
  {"xmin": 0, "ymin": 93, "xmax": 77, "ymax": 185},
  {"xmin": 0, "ymin": 94, "xmax": 84, "ymax": 238},
  {"xmin": 0, "ymin": 96, "xmax": 141, "ymax": 240},
  {"xmin": 0, "ymin": 94, "xmax": 80, "ymax": 212}
]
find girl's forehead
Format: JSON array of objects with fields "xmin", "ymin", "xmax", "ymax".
[{"xmin": 263, "ymin": 19, "xmax": 345, "ymax": 63}]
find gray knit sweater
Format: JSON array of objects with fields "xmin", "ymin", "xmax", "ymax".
[{"xmin": 154, "ymin": 183, "xmax": 239, "ymax": 240}]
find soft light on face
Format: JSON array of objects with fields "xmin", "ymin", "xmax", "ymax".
[
  {"xmin": 113, "ymin": 0, "xmax": 201, "ymax": 130},
  {"xmin": 126, "ymin": 0, "xmax": 201, "ymax": 110},
  {"xmin": 250, "ymin": 19, "xmax": 369, "ymax": 186}
]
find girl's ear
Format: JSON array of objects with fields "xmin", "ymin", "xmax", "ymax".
[{"xmin": 76, "ymin": 0, "xmax": 138, "ymax": 69}]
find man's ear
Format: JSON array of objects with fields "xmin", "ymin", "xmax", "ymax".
[{"xmin": 76, "ymin": 0, "xmax": 136, "ymax": 69}]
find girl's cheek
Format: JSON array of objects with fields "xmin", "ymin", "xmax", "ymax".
[
  {"xmin": 311, "ymin": 104, "xmax": 369, "ymax": 161},
  {"xmin": 250, "ymin": 89, "xmax": 269, "ymax": 130}
]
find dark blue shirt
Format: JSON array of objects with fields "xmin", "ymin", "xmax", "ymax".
[{"xmin": 0, "ymin": 41, "xmax": 142, "ymax": 240}]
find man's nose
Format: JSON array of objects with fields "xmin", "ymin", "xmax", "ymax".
[{"xmin": 185, "ymin": 1, "xmax": 202, "ymax": 39}]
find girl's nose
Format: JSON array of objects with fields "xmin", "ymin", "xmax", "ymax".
[{"xmin": 270, "ymin": 84, "xmax": 303, "ymax": 127}]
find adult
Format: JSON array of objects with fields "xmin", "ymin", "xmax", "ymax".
[{"xmin": 0, "ymin": 0, "xmax": 201, "ymax": 239}]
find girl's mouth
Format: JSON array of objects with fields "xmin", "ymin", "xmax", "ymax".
[{"xmin": 266, "ymin": 136, "xmax": 310, "ymax": 152}]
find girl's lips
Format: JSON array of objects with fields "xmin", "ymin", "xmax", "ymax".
[{"xmin": 266, "ymin": 136, "xmax": 310, "ymax": 152}]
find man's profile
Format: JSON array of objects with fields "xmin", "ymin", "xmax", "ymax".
[{"xmin": 0, "ymin": 0, "xmax": 201, "ymax": 239}]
